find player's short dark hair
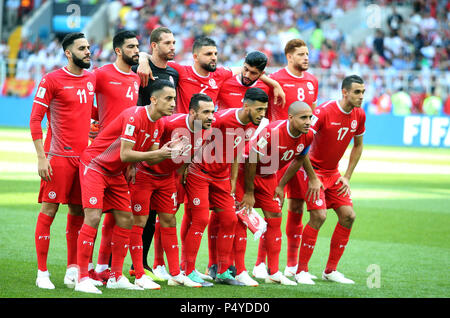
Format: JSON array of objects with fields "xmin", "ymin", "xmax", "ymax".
[
  {"xmin": 244, "ymin": 51, "xmax": 268, "ymax": 72},
  {"xmin": 192, "ymin": 36, "xmax": 216, "ymax": 53},
  {"xmin": 341, "ymin": 75, "xmax": 364, "ymax": 90},
  {"xmin": 150, "ymin": 27, "xmax": 173, "ymax": 43},
  {"xmin": 244, "ymin": 87, "xmax": 269, "ymax": 104},
  {"xmin": 62, "ymin": 32, "xmax": 86, "ymax": 51},
  {"xmin": 189, "ymin": 94, "xmax": 213, "ymax": 111},
  {"xmin": 284, "ymin": 38, "xmax": 307, "ymax": 56},
  {"xmin": 150, "ymin": 79, "xmax": 175, "ymax": 96},
  {"xmin": 113, "ymin": 30, "xmax": 137, "ymax": 50}
]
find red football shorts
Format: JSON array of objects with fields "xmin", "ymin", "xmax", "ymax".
[
  {"xmin": 79, "ymin": 164, "xmax": 131, "ymax": 212},
  {"xmin": 175, "ymin": 171, "xmax": 187, "ymax": 206},
  {"xmin": 287, "ymin": 170, "xmax": 353, "ymax": 211},
  {"xmin": 129, "ymin": 169, "xmax": 178, "ymax": 216},
  {"xmin": 235, "ymin": 170, "xmax": 281, "ymax": 213},
  {"xmin": 283, "ymin": 167, "xmax": 309, "ymax": 200},
  {"xmin": 185, "ymin": 170, "xmax": 235, "ymax": 211},
  {"xmin": 38, "ymin": 155, "xmax": 82, "ymax": 205}
]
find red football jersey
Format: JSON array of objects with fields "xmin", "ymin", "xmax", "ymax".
[
  {"xmin": 267, "ymin": 68, "xmax": 318, "ymax": 121},
  {"xmin": 216, "ymin": 75, "xmax": 270, "ymax": 111},
  {"xmin": 80, "ymin": 106, "xmax": 163, "ymax": 176},
  {"xmin": 309, "ymin": 100, "xmax": 366, "ymax": 175},
  {"xmin": 30, "ymin": 67, "xmax": 96, "ymax": 157},
  {"xmin": 94, "ymin": 63, "xmax": 140, "ymax": 130},
  {"xmin": 248, "ymin": 119, "xmax": 314, "ymax": 176},
  {"xmin": 192, "ymin": 108, "xmax": 257, "ymax": 178},
  {"xmin": 139, "ymin": 113, "xmax": 206, "ymax": 176},
  {"xmin": 167, "ymin": 62, "xmax": 233, "ymax": 113}
]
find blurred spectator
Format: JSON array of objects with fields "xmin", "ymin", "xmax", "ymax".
[
  {"xmin": 387, "ymin": 5, "xmax": 404, "ymax": 36},
  {"xmin": 422, "ymin": 87, "xmax": 443, "ymax": 115},
  {"xmin": 391, "ymin": 88, "xmax": 412, "ymax": 116}
]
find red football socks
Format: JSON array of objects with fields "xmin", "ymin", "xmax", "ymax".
[
  {"xmin": 153, "ymin": 219, "xmax": 165, "ymax": 268},
  {"xmin": 129, "ymin": 225, "xmax": 144, "ymax": 279},
  {"xmin": 264, "ymin": 217, "xmax": 282, "ymax": 275},
  {"xmin": 77, "ymin": 223, "xmax": 97, "ymax": 280},
  {"xmin": 97, "ymin": 212, "xmax": 115, "ymax": 265},
  {"xmin": 110, "ymin": 225, "xmax": 131, "ymax": 280},
  {"xmin": 256, "ymin": 234, "xmax": 267, "ymax": 266},
  {"xmin": 35, "ymin": 213, "xmax": 54, "ymax": 272},
  {"xmin": 325, "ymin": 223, "xmax": 351, "ymax": 274},
  {"xmin": 286, "ymin": 210, "xmax": 303, "ymax": 267},
  {"xmin": 216, "ymin": 210, "xmax": 237, "ymax": 274},
  {"xmin": 207, "ymin": 211, "xmax": 219, "ymax": 267},
  {"xmin": 233, "ymin": 221, "xmax": 248, "ymax": 275},
  {"xmin": 297, "ymin": 224, "xmax": 319, "ymax": 273},
  {"xmin": 160, "ymin": 226, "xmax": 180, "ymax": 276},
  {"xmin": 66, "ymin": 213, "xmax": 84, "ymax": 267}
]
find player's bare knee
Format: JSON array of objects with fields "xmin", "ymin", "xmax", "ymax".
[
  {"xmin": 288, "ymin": 199, "xmax": 304, "ymax": 214},
  {"xmin": 68, "ymin": 204, "xmax": 84, "ymax": 217},
  {"xmin": 114, "ymin": 210, "xmax": 134, "ymax": 229},
  {"xmin": 84, "ymin": 209, "xmax": 102, "ymax": 228},
  {"xmin": 309, "ymin": 210, "xmax": 326, "ymax": 229},
  {"xmin": 158, "ymin": 213, "xmax": 176, "ymax": 228},
  {"xmin": 40, "ymin": 202, "xmax": 59, "ymax": 217},
  {"xmin": 133, "ymin": 215, "xmax": 148, "ymax": 228}
]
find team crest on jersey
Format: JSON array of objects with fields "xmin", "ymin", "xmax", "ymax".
[
  {"xmin": 315, "ymin": 108, "xmax": 320, "ymax": 114},
  {"xmin": 87, "ymin": 82, "xmax": 94, "ymax": 91},
  {"xmin": 245, "ymin": 128, "xmax": 254, "ymax": 140},
  {"xmin": 209, "ymin": 78, "xmax": 218, "ymax": 89},
  {"xmin": 193, "ymin": 198, "xmax": 201, "ymax": 206},
  {"xmin": 297, "ymin": 144, "xmax": 304, "ymax": 153},
  {"xmin": 48, "ymin": 191, "xmax": 56, "ymax": 199},
  {"xmin": 307, "ymin": 82, "xmax": 314, "ymax": 91},
  {"xmin": 351, "ymin": 120, "xmax": 357, "ymax": 129},
  {"xmin": 129, "ymin": 116, "xmax": 135, "ymax": 123}
]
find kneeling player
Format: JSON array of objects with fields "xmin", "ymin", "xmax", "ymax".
[
  {"xmin": 238, "ymin": 101, "xmax": 315, "ymax": 286},
  {"xmin": 75, "ymin": 80, "xmax": 178, "ymax": 294},
  {"xmin": 128, "ymin": 94, "xmax": 215, "ymax": 288}
]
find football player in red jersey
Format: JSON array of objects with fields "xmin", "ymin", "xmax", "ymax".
[
  {"xmin": 30, "ymin": 33, "xmax": 95, "ymax": 290},
  {"xmin": 291, "ymin": 75, "xmax": 366, "ymax": 285},
  {"xmin": 206, "ymin": 50, "xmax": 269, "ymax": 280},
  {"xmin": 128, "ymin": 93, "xmax": 215, "ymax": 288},
  {"xmin": 74, "ymin": 80, "xmax": 180, "ymax": 294},
  {"xmin": 137, "ymin": 35, "xmax": 286, "ymax": 113},
  {"xmin": 253, "ymin": 38, "xmax": 321, "ymax": 279},
  {"xmin": 182, "ymin": 88, "xmax": 269, "ymax": 286},
  {"xmin": 89, "ymin": 30, "xmax": 142, "ymax": 284},
  {"xmin": 238, "ymin": 101, "xmax": 315, "ymax": 286}
]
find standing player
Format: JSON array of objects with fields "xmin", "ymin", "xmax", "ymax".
[
  {"xmin": 128, "ymin": 93, "xmax": 215, "ymax": 288},
  {"xmin": 137, "ymin": 36, "xmax": 286, "ymax": 113},
  {"xmin": 74, "ymin": 80, "xmax": 179, "ymax": 294},
  {"xmin": 89, "ymin": 30, "xmax": 141, "ymax": 283},
  {"xmin": 238, "ymin": 101, "xmax": 314, "ymax": 286},
  {"xmin": 291, "ymin": 75, "xmax": 366, "ymax": 285},
  {"xmin": 183, "ymin": 87, "xmax": 268, "ymax": 286},
  {"xmin": 30, "ymin": 32, "xmax": 95, "ymax": 289},
  {"xmin": 252, "ymin": 38, "xmax": 320, "ymax": 279},
  {"xmin": 206, "ymin": 51, "xmax": 269, "ymax": 279}
]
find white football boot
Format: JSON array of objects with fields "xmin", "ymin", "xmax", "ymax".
[
  {"xmin": 152, "ymin": 265, "xmax": 171, "ymax": 281},
  {"xmin": 134, "ymin": 275, "xmax": 161, "ymax": 290},
  {"xmin": 36, "ymin": 270, "xmax": 55, "ymax": 290},
  {"xmin": 107, "ymin": 275, "xmax": 144, "ymax": 290},
  {"xmin": 283, "ymin": 265, "xmax": 298, "ymax": 277},
  {"xmin": 295, "ymin": 271, "xmax": 316, "ymax": 285},
  {"xmin": 252, "ymin": 263, "xmax": 269, "ymax": 279},
  {"xmin": 168, "ymin": 273, "xmax": 202, "ymax": 287},
  {"xmin": 322, "ymin": 270, "xmax": 355, "ymax": 284},
  {"xmin": 63, "ymin": 266, "xmax": 78, "ymax": 288},
  {"xmin": 265, "ymin": 271, "xmax": 297, "ymax": 286},
  {"xmin": 235, "ymin": 271, "xmax": 259, "ymax": 287},
  {"xmin": 75, "ymin": 278, "xmax": 102, "ymax": 294}
]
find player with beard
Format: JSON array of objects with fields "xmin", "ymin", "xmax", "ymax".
[
  {"xmin": 206, "ymin": 51, "xmax": 269, "ymax": 281},
  {"xmin": 87, "ymin": 31, "xmax": 142, "ymax": 284},
  {"xmin": 126, "ymin": 27, "xmax": 180, "ymax": 281},
  {"xmin": 30, "ymin": 32, "xmax": 96, "ymax": 289},
  {"xmin": 137, "ymin": 36, "xmax": 286, "ymax": 114},
  {"xmin": 216, "ymin": 51, "xmax": 270, "ymax": 112},
  {"xmin": 252, "ymin": 39, "xmax": 321, "ymax": 280}
]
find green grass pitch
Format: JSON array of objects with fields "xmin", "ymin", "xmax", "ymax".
[{"xmin": 0, "ymin": 127, "xmax": 449, "ymax": 300}]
